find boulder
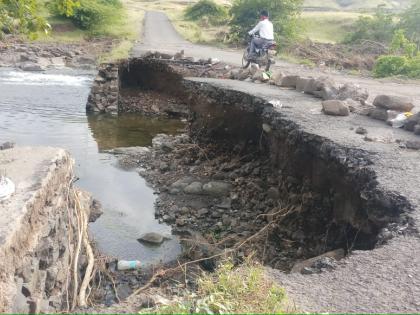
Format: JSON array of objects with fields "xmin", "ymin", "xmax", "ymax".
[
  {"xmin": 404, "ymin": 113, "xmax": 420, "ymax": 132},
  {"xmin": 406, "ymin": 140, "xmax": 420, "ymax": 150},
  {"xmin": 312, "ymin": 82, "xmax": 339, "ymax": 100},
  {"xmin": 296, "ymin": 77, "xmax": 312, "ymax": 92},
  {"xmin": 280, "ymin": 75, "xmax": 299, "ymax": 88},
  {"xmin": 373, "ymin": 95, "xmax": 414, "ymax": 112},
  {"xmin": 415, "ymin": 125, "xmax": 420, "ymax": 135},
  {"xmin": 322, "ymin": 100, "xmax": 350, "ymax": 116},
  {"xmin": 238, "ymin": 69, "xmax": 251, "ymax": 81},
  {"xmin": 369, "ymin": 108, "xmax": 388, "ymax": 121},
  {"xmin": 346, "ymin": 99, "xmax": 374, "ymax": 116},
  {"xmin": 337, "ymin": 83, "xmax": 369, "ymax": 102},
  {"xmin": 19, "ymin": 62, "xmax": 44, "ymax": 71},
  {"xmin": 137, "ymin": 232, "xmax": 169, "ymax": 245},
  {"xmin": 202, "ymin": 181, "xmax": 232, "ymax": 196},
  {"xmin": 355, "ymin": 127, "xmax": 368, "ymax": 135},
  {"xmin": 270, "ymin": 71, "xmax": 284, "ymax": 86}
]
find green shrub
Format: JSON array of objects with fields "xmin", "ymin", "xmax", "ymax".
[
  {"xmin": 0, "ymin": 0, "xmax": 49, "ymax": 37},
  {"xmin": 50, "ymin": 0, "xmax": 121, "ymax": 30},
  {"xmin": 185, "ymin": 0, "xmax": 228, "ymax": 25},
  {"xmin": 399, "ymin": 0, "xmax": 420, "ymax": 46},
  {"xmin": 343, "ymin": 5, "xmax": 396, "ymax": 44},
  {"xmin": 373, "ymin": 55, "xmax": 408, "ymax": 77},
  {"xmin": 229, "ymin": 0, "xmax": 303, "ymax": 46}
]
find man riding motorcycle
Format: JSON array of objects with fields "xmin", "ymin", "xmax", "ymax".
[{"xmin": 247, "ymin": 10, "xmax": 274, "ymax": 59}]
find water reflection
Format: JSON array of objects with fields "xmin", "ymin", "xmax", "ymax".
[{"xmin": 87, "ymin": 113, "xmax": 185, "ymax": 150}]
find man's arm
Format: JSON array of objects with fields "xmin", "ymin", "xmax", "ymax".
[{"xmin": 248, "ymin": 21, "xmax": 262, "ymax": 35}]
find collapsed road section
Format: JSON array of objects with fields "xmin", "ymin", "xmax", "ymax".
[{"xmin": 86, "ymin": 56, "xmax": 420, "ymax": 311}]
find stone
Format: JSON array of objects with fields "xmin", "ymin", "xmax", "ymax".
[
  {"xmin": 369, "ymin": 108, "xmax": 388, "ymax": 121},
  {"xmin": 414, "ymin": 125, "xmax": 420, "ymax": 135},
  {"xmin": 322, "ymin": 100, "xmax": 350, "ymax": 116},
  {"xmin": 313, "ymin": 83, "xmax": 339, "ymax": 100},
  {"xmin": 355, "ymin": 127, "xmax": 368, "ymax": 135},
  {"xmin": 270, "ymin": 71, "xmax": 284, "ymax": 86},
  {"xmin": 0, "ymin": 142, "xmax": 15, "ymax": 150},
  {"xmin": 159, "ymin": 162, "xmax": 169, "ymax": 172},
  {"xmin": 137, "ymin": 232, "xmax": 167, "ymax": 245},
  {"xmin": 238, "ymin": 69, "xmax": 251, "ymax": 81},
  {"xmin": 404, "ymin": 113, "xmax": 420, "ymax": 132},
  {"xmin": 373, "ymin": 95, "xmax": 414, "ymax": 112},
  {"xmin": 116, "ymin": 283, "xmax": 133, "ymax": 300},
  {"xmin": 296, "ymin": 77, "xmax": 312, "ymax": 92},
  {"xmin": 184, "ymin": 182, "xmax": 203, "ymax": 194},
  {"xmin": 19, "ymin": 62, "xmax": 44, "ymax": 71},
  {"xmin": 291, "ymin": 249, "xmax": 345, "ymax": 273},
  {"xmin": 249, "ymin": 63, "xmax": 260, "ymax": 76},
  {"xmin": 170, "ymin": 177, "xmax": 195, "ymax": 190},
  {"xmin": 280, "ymin": 75, "xmax": 300, "ymax": 88},
  {"xmin": 197, "ymin": 208, "xmax": 209, "ymax": 217},
  {"xmin": 337, "ymin": 83, "xmax": 368, "ymax": 101},
  {"xmin": 89, "ymin": 199, "xmax": 103, "ymax": 223},
  {"xmin": 202, "ymin": 181, "xmax": 232, "ymax": 196},
  {"xmin": 406, "ymin": 140, "xmax": 420, "ymax": 150}
]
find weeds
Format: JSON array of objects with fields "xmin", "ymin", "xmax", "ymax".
[{"xmin": 141, "ymin": 259, "xmax": 289, "ymax": 314}]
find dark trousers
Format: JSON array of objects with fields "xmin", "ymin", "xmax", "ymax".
[{"xmin": 250, "ymin": 37, "xmax": 271, "ymax": 55}]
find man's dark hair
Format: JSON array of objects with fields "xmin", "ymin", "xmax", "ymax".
[{"xmin": 260, "ymin": 10, "xmax": 269, "ymax": 17}]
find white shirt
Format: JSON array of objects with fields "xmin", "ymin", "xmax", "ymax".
[{"xmin": 248, "ymin": 19, "xmax": 274, "ymax": 40}]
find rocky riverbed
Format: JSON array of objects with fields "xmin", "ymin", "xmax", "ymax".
[{"xmin": 0, "ymin": 37, "xmax": 112, "ymax": 70}]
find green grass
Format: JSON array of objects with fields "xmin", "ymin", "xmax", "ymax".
[
  {"xmin": 141, "ymin": 260, "xmax": 291, "ymax": 314},
  {"xmin": 302, "ymin": 11, "xmax": 365, "ymax": 43}
]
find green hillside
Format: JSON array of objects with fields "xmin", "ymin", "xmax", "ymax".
[{"xmin": 303, "ymin": 0, "xmax": 411, "ymax": 11}]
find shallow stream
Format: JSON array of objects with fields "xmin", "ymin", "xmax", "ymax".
[{"xmin": 0, "ymin": 68, "xmax": 183, "ymax": 265}]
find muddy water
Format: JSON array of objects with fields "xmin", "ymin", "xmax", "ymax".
[{"xmin": 0, "ymin": 68, "xmax": 183, "ymax": 265}]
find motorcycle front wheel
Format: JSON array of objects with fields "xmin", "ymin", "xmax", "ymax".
[{"xmin": 242, "ymin": 48, "xmax": 251, "ymax": 69}]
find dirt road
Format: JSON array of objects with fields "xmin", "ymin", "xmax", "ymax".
[{"xmin": 134, "ymin": 11, "xmax": 420, "ymax": 109}]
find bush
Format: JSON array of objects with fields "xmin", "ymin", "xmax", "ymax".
[
  {"xmin": 373, "ymin": 55, "xmax": 408, "ymax": 77},
  {"xmin": 185, "ymin": 0, "xmax": 228, "ymax": 25},
  {"xmin": 398, "ymin": 0, "xmax": 420, "ymax": 46},
  {"xmin": 50, "ymin": 0, "xmax": 121, "ymax": 30},
  {"xmin": 343, "ymin": 5, "xmax": 396, "ymax": 44},
  {"xmin": 0, "ymin": 0, "xmax": 49, "ymax": 37},
  {"xmin": 229, "ymin": 0, "xmax": 303, "ymax": 46}
]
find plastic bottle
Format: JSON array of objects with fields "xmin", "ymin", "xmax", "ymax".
[{"xmin": 117, "ymin": 260, "xmax": 142, "ymax": 271}]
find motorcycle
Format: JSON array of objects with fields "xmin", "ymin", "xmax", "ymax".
[{"xmin": 242, "ymin": 34, "xmax": 277, "ymax": 71}]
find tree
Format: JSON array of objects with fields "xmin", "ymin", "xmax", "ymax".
[
  {"xmin": 0, "ymin": 0, "xmax": 50, "ymax": 37},
  {"xmin": 229, "ymin": 0, "xmax": 303, "ymax": 45},
  {"xmin": 399, "ymin": 0, "xmax": 420, "ymax": 46},
  {"xmin": 343, "ymin": 5, "xmax": 396, "ymax": 44}
]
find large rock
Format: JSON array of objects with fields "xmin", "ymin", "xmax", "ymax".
[
  {"xmin": 414, "ymin": 125, "xmax": 420, "ymax": 135},
  {"xmin": 322, "ymin": 100, "xmax": 350, "ymax": 116},
  {"xmin": 369, "ymin": 108, "xmax": 388, "ymax": 121},
  {"xmin": 337, "ymin": 83, "xmax": 369, "ymax": 102},
  {"xmin": 269, "ymin": 71, "xmax": 284, "ymax": 86},
  {"xmin": 404, "ymin": 113, "xmax": 420, "ymax": 132},
  {"xmin": 18, "ymin": 62, "xmax": 44, "ymax": 71},
  {"xmin": 312, "ymin": 82, "xmax": 339, "ymax": 100},
  {"xmin": 373, "ymin": 95, "xmax": 414, "ymax": 112},
  {"xmin": 137, "ymin": 232, "xmax": 168, "ymax": 245},
  {"xmin": 296, "ymin": 77, "xmax": 312, "ymax": 92},
  {"xmin": 202, "ymin": 181, "xmax": 232, "ymax": 196},
  {"xmin": 280, "ymin": 75, "xmax": 299, "ymax": 88}
]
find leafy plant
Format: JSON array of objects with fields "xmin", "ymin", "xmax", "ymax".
[
  {"xmin": 185, "ymin": 0, "xmax": 228, "ymax": 25},
  {"xmin": 49, "ymin": 0, "xmax": 121, "ymax": 30},
  {"xmin": 0, "ymin": 0, "xmax": 50, "ymax": 37},
  {"xmin": 228, "ymin": 0, "xmax": 303, "ymax": 46},
  {"xmin": 141, "ymin": 260, "xmax": 288, "ymax": 314},
  {"xmin": 373, "ymin": 30, "xmax": 420, "ymax": 78},
  {"xmin": 398, "ymin": 0, "xmax": 420, "ymax": 46},
  {"xmin": 343, "ymin": 5, "xmax": 396, "ymax": 44}
]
